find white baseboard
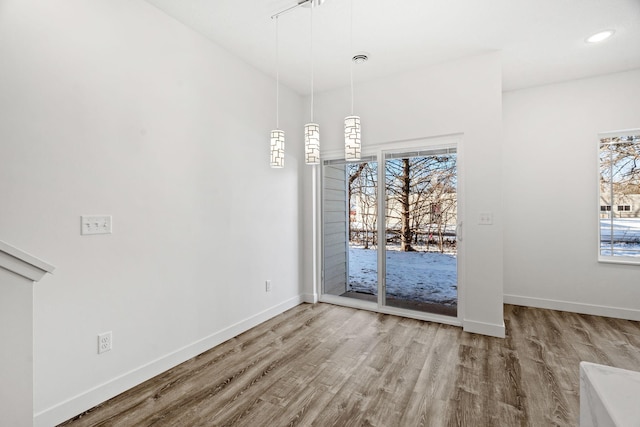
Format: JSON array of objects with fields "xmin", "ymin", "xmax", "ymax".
[
  {"xmin": 463, "ymin": 319, "xmax": 505, "ymax": 338},
  {"xmin": 34, "ymin": 295, "xmax": 304, "ymax": 427},
  {"xmin": 504, "ymin": 294, "xmax": 640, "ymax": 322}
]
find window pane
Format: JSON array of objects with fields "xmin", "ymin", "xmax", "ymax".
[
  {"xmin": 384, "ymin": 152, "xmax": 458, "ymax": 316},
  {"xmin": 347, "ymin": 161, "xmax": 378, "ymax": 301},
  {"xmin": 599, "ymin": 132, "xmax": 640, "ymax": 259},
  {"xmin": 322, "ymin": 160, "xmax": 379, "ymax": 301}
]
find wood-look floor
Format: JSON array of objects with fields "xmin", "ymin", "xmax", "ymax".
[{"xmin": 59, "ymin": 303, "xmax": 640, "ymax": 427}]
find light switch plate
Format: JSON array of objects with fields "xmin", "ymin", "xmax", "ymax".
[
  {"xmin": 81, "ymin": 215, "xmax": 112, "ymax": 235},
  {"xmin": 479, "ymin": 212, "xmax": 493, "ymax": 225}
]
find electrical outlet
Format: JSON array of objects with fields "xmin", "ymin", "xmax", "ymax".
[
  {"xmin": 265, "ymin": 280, "xmax": 272, "ymax": 292},
  {"xmin": 98, "ymin": 331, "xmax": 112, "ymax": 354},
  {"xmin": 81, "ymin": 215, "xmax": 112, "ymax": 235}
]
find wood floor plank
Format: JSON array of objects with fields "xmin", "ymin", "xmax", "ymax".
[
  {"xmin": 60, "ymin": 303, "xmax": 640, "ymax": 427},
  {"xmin": 506, "ymin": 306, "xmax": 577, "ymax": 426},
  {"xmin": 397, "ymin": 324, "xmax": 462, "ymax": 427}
]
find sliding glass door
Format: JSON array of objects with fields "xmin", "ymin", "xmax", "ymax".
[{"xmin": 321, "ymin": 143, "xmax": 459, "ymax": 319}]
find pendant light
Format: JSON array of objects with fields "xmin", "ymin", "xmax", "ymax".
[
  {"xmin": 304, "ymin": 1, "xmax": 320, "ymax": 165},
  {"xmin": 270, "ymin": 16, "xmax": 285, "ymax": 168},
  {"xmin": 344, "ymin": 0, "xmax": 361, "ymax": 161}
]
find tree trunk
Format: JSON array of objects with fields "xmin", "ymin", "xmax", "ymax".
[{"xmin": 400, "ymin": 159, "xmax": 414, "ymax": 252}]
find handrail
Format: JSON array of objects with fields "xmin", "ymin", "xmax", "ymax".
[{"xmin": 0, "ymin": 239, "xmax": 55, "ymax": 282}]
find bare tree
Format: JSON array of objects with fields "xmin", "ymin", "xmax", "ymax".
[
  {"xmin": 348, "ymin": 162, "xmax": 368, "ymax": 241},
  {"xmin": 400, "ymin": 159, "xmax": 414, "ymax": 251},
  {"xmin": 348, "ymin": 162, "xmax": 378, "ymax": 249},
  {"xmin": 600, "ymin": 138, "xmax": 640, "ymax": 196},
  {"xmin": 386, "ymin": 155, "xmax": 457, "ymax": 253}
]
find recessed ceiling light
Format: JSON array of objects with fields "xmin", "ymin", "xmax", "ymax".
[{"xmin": 586, "ymin": 30, "xmax": 615, "ymax": 43}]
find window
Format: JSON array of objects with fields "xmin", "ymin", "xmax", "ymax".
[{"xmin": 598, "ymin": 130, "xmax": 640, "ymax": 262}]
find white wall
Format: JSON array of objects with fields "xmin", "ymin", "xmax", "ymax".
[
  {"xmin": 0, "ymin": 1, "xmax": 303, "ymax": 425},
  {"xmin": 303, "ymin": 52, "xmax": 505, "ymax": 337},
  {"xmin": 503, "ymin": 69, "xmax": 640, "ymax": 319}
]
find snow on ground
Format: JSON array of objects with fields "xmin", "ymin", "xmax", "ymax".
[
  {"xmin": 348, "ymin": 246, "xmax": 457, "ymax": 305},
  {"xmin": 600, "ymin": 218, "xmax": 640, "ymax": 236},
  {"xmin": 345, "ymin": 219, "xmax": 640, "ymax": 305},
  {"xmin": 600, "ymin": 218, "xmax": 640, "ymax": 256}
]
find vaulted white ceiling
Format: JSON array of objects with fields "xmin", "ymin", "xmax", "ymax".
[{"xmin": 145, "ymin": 0, "xmax": 640, "ymax": 94}]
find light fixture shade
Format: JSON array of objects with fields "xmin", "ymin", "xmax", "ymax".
[
  {"xmin": 344, "ymin": 115, "xmax": 361, "ymax": 161},
  {"xmin": 305, "ymin": 123, "xmax": 320, "ymax": 165},
  {"xmin": 270, "ymin": 129, "xmax": 285, "ymax": 168}
]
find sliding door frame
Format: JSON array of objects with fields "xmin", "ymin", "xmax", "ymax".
[{"xmin": 317, "ymin": 134, "xmax": 465, "ymax": 327}]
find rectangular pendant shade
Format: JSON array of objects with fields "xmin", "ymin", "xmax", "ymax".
[
  {"xmin": 344, "ymin": 115, "xmax": 361, "ymax": 161},
  {"xmin": 270, "ymin": 129, "xmax": 285, "ymax": 168},
  {"xmin": 305, "ymin": 123, "xmax": 320, "ymax": 165}
]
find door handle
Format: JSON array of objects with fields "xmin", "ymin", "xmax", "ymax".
[{"xmin": 456, "ymin": 222, "xmax": 463, "ymax": 242}]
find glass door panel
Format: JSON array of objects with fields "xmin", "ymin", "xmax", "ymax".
[
  {"xmin": 383, "ymin": 149, "xmax": 458, "ymax": 316},
  {"xmin": 322, "ymin": 158, "xmax": 378, "ymax": 302}
]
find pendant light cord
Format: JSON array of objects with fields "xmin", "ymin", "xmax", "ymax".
[
  {"xmin": 310, "ymin": 2, "xmax": 314, "ymax": 122},
  {"xmin": 276, "ymin": 16, "xmax": 280, "ymax": 128},
  {"xmin": 350, "ymin": 0, "xmax": 354, "ymax": 115}
]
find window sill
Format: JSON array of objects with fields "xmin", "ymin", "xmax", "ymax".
[{"xmin": 598, "ymin": 256, "xmax": 640, "ymax": 266}]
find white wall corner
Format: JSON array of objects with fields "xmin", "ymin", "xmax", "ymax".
[
  {"xmin": 302, "ymin": 293, "xmax": 318, "ymax": 304},
  {"xmin": 504, "ymin": 294, "xmax": 640, "ymax": 322},
  {"xmin": 463, "ymin": 318, "xmax": 505, "ymax": 338}
]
